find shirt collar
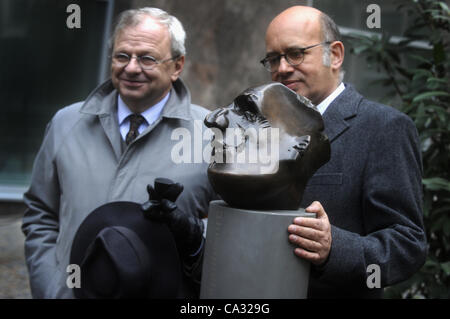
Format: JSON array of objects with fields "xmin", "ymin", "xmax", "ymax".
[
  {"xmin": 117, "ymin": 92, "xmax": 170, "ymax": 126},
  {"xmin": 316, "ymin": 82, "xmax": 345, "ymax": 115}
]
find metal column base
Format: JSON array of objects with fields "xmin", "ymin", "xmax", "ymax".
[{"xmin": 200, "ymin": 200, "xmax": 314, "ymax": 299}]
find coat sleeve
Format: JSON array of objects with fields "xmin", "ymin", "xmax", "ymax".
[
  {"xmin": 21, "ymin": 119, "xmax": 61, "ymax": 298},
  {"xmin": 313, "ymin": 112, "xmax": 427, "ymax": 290}
]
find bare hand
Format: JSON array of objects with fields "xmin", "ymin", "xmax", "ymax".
[{"xmin": 287, "ymin": 201, "xmax": 332, "ymax": 265}]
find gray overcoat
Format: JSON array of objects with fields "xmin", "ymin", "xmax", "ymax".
[{"xmin": 22, "ymin": 79, "xmax": 216, "ymax": 298}]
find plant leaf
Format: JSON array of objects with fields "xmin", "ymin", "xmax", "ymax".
[{"xmin": 413, "ymin": 91, "xmax": 450, "ymax": 102}]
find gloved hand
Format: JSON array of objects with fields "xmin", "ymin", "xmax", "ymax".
[{"xmin": 141, "ymin": 178, "xmax": 205, "ymax": 258}]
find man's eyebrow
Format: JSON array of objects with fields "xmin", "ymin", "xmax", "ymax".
[
  {"xmin": 113, "ymin": 47, "xmax": 155, "ymax": 55},
  {"xmin": 264, "ymin": 51, "xmax": 279, "ymax": 57},
  {"xmin": 264, "ymin": 46, "xmax": 305, "ymax": 57}
]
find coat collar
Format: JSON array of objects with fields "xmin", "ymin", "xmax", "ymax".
[
  {"xmin": 78, "ymin": 78, "xmax": 194, "ymax": 161},
  {"xmin": 79, "ymin": 78, "xmax": 193, "ymax": 122},
  {"xmin": 322, "ymin": 83, "xmax": 362, "ymax": 142},
  {"xmin": 160, "ymin": 79, "xmax": 192, "ymax": 121}
]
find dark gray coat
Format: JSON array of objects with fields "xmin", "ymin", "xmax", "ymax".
[{"xmin": 303, "ymin": 84, "xmax": 427, "ymax": 298}]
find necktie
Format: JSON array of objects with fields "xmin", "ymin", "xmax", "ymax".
[{"xmin": 125, "ymin": 114, "xmax": 146, "ymax": 145}]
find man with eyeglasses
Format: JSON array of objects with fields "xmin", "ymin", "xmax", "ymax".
[
  {"xmin": 262, "ymin": 6, "xmax": 426, "ymax": 298},
  {"xmin": 22, "ymin": 8, "xmax": 216, "ymax": 298}
]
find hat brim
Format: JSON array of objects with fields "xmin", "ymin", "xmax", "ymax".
[{"xmin": 70, "ymin": 201, "xmax": 181, "ymax": 298}]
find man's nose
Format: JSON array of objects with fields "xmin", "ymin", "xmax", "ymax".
[
  {"xmin": 204, "ymin": 108, "xmax": 229, "ymax": 131},
  {"xmin": 124, "ymin": 57, "xmax": 142, "ymax": 73},
  {"xmin": 276, "ymin": 56, "xmax": 294, "ymax": 74}
]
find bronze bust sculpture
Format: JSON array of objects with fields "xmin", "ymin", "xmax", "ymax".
[{"xmin": 204, "ymin": 82, "xmax": 330, "ymax": 210}]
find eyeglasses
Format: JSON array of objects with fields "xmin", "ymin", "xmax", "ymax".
[
  {"xmin": 260, "ymin": 41, "xmax": 332, "ymax": 72},
  {"xmin": 112, "ymin": 52, "xmax": 180, "ymax": 70}
]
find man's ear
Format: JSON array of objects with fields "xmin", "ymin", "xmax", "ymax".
[
  {"xmin": 171, "ymin": 55, "xmax": 185, "ymax": 82},
  {"xmin": 330, "ymin": 41, "xmax": 344, "ymax": 71}
]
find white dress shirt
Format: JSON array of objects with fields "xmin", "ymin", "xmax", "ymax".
[
  {"xmin": 316, "ymin": 82, "xmax": 345, "ymax": 115},
  {"xmin": 117, "ymin": 92, "xmax": 170, "ymax": 141}
]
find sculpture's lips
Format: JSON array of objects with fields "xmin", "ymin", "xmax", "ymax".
[
  {"xmin": 210, "ymin": 127, "xmax": 248, "ymax": 158},
  {"xmin": 212, "ymin": 139, "xmax": 246, "ymax": 155},
  {"xmin": 211, "ymin": 135, "xmax": 246, "ymax": 154}
]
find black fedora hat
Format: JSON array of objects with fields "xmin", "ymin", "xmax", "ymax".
[{"xmin": 70, "ymin": 201, "xmax": 181, "ymax": 299}]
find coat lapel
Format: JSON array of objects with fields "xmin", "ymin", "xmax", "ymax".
[
  {"xmin": 79, "ymin": 80, "xmax": 123, "ymax": 161},
  {"xmin": 98, "ymin": 109, "xmax": 123, "ymax": 161},
  {"xmin": 322, "ymin": 84, "xmax": 362, "ymax": 143}
]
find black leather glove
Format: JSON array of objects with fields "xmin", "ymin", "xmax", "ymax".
[{"xmin": 141, "ymin": 178, "xmax": 205, "ymax": 258}]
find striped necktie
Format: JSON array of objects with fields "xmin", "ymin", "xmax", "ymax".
[{"xmin": 125, "ymin": 114, "xmax": 146, "ymax": 145}]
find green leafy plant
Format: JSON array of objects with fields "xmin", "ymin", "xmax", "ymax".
[{"xmin": 350, "ymin": 0, "xmax": 449, "ymax": 298}]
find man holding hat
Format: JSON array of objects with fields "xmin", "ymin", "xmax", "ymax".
[{"xmin": 22, "ymin": 8, "xmax": 215, "ymax": 298}]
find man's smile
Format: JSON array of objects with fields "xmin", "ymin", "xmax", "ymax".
[{"xmin": 120, "ymin": 78, "xmax": 147, "ymax": 87}]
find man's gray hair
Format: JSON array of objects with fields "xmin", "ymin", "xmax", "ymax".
[
  {"xmin": 320, "ymin": 12, "xmax": 344, "ymax": 82},
  {"xmin": 109, "ymin": 7, "xmax": 186, "ymax": 57}
]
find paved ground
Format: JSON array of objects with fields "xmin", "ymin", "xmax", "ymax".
[{"xmin": 0, "ymin": 207, "xmax": 32, "ymax": 299}]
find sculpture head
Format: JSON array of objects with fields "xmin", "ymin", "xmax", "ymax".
[{"xmin": 204, "ymin": 82, "xmax": 330, "ymax": 210}]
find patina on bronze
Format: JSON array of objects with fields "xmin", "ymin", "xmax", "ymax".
[{"xmin": 204, "ymin": 82, "xmax": 330, "ymax": 210}]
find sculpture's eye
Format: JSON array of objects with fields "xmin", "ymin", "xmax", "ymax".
[{"xmin": 235, "ymin": 93, "xmax": 259, "ymax": 113}]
